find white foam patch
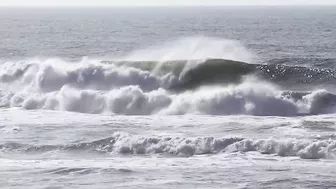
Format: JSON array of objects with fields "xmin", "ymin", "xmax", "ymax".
[
  {"xmin": 4, "ymin": 132, "xmax": 335, "ymax": 159},
  {"xmin": 92, "ymin": 132, "xmax": 336, "ymax": 159},
  {"xmin": 107, "ymin": 86, "xmax": 172, "ymax": 115},
  {"xmin": 0, "ymin": 59, "xmax": 162, "ymax": 93},
  {"xmin": 228, "ymin": 138, "xmax": 336, "ymax": 159},
  {"xmin": 1, "ymin": 78, "xmax": 335, "ymax": 116},
  {"xmin": 160, "ymin": 80, "xmax": 299, "ymax": 116}
]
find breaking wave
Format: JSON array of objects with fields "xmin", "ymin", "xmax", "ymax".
[
  {"xmin": 2, "ymin": 78, "xmax": 336, "ymax": 115},
  {"xmin": 1, "ymin": 132, "xmax": 336, "ymax": 159},
  {"xmin": 1, "ymin": 37, "xmax": 336, "ymax": 116}
]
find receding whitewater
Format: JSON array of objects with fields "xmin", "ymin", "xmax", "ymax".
[{"xmin": 1, "ymin": 7, "xmax": 336, "ymax": 189}]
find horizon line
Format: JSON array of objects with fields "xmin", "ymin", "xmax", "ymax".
[{"xmin": 1, "ymin": 4, "xmax": 336, "ymax": 8}]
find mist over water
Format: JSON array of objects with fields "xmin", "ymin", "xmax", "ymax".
[{"xmin": 122, "ymin": 36, "xmax": 254, "ymax": 62}]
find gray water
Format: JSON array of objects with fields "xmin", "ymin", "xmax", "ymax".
[
  {"xmin": 1, "ymin": 7, "xmax": 336, "ymax": 60},
  {"xmin": 1, "ymin": 6, "xmax": 336, "ymax": 189}
]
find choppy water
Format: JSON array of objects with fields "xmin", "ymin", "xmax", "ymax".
[{"xmin": 1, "ymin": 6, "xmax": 336, "ymax": 189}]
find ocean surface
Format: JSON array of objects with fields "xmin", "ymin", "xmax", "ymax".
[{"xmin": 1, "ymin": 6, "xmax": 336, "ymax": 189}]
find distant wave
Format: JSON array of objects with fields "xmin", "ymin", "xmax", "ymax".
[
  {"xmin": 1, "ymin": 132, "xmax": 335, "ymax": 159},
  {"xmin": 266, "ymin": 57, "xmax": 336, "ymax": 68}
]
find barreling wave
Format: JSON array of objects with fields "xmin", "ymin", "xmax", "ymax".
[
  {"xmin": 103, "ymin": 58, "xmax": 336, "ymax": 90},
  {"xmin": 1, "ymin": 132, "xmax": 336, "ymax": 159},
  {"xmin": 2, "ymin": 57, "xmax": 336, "ymax": 116},
  {"xmin": 3, "ymin": 58, "xmax": 336, "ymax": 92},
  {"xmin": 1, "ymin": 36, "xmax": 336, "ymax": 116}
]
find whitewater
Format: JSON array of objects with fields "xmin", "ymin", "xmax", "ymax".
[{"xmin": 1, "ymin": 6, "xmax": 336, "ymax": 189}]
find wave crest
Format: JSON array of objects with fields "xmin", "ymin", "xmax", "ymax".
[{"xmin": 2, "ymin": 132, "xmax": 336, "ymax": 159}]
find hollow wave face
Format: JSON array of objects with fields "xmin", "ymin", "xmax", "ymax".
[{"xmin": 1, "ymin": 37, "xmax": 336, "ymax": 116}]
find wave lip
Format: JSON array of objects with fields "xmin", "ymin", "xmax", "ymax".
[
  {"xmin": 102, "ymin": 58, "xmax": 336, "ymax": 91},
  {"xmin": 1, "ymin": 132, "xmax": 336, "ymax": 159}
]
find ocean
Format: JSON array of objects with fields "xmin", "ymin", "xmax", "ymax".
[{"xmin": 1, "ymin": 6, "xmax": 336, "ymax": 189}]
